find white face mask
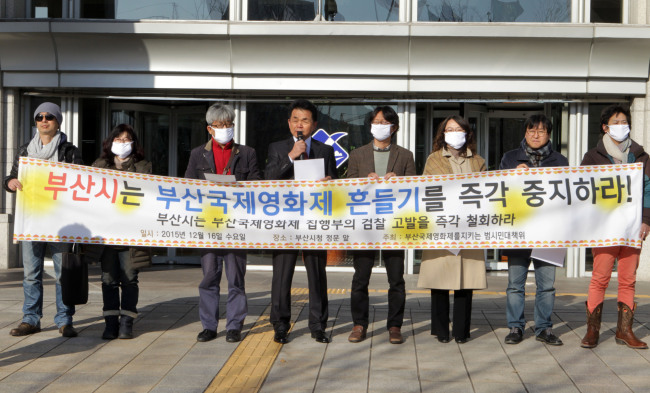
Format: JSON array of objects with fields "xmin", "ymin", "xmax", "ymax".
[
  {"xmin": 607, "ymin": 124, "xmax": 630, "ymax": 142},
  {"xmin": 111, "ymin": 142, "xmax": 133, "ymax": 159},
  {"xmin": 371, "ymin": 123, "xmax": 392, "ymax": 141},
  {"xmin": 210, "ymin": 126, "xmax": 234, "ymax": 144},
  {"xmin": 444, "ymin": 131, "xmax": 466, "ymax": 150}
]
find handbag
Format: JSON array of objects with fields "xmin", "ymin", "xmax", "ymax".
[{"xmin": 60, "ymin": 244, "xmax": 89, "ymax": 306}]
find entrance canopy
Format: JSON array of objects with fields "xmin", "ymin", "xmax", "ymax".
[{"xmin": 1, "ymin": 21, "xmax": 649, "ymax": 96}]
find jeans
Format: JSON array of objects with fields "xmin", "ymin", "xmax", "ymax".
[
  {"xmin": 350, "ymin": 250, "xmax": 405, "ymax": 330},
  {"xmin": 506, "ymin": 256, "xmax": 556, "ymax": 335},
  {"xmin": 22, "ymin": 241, "xmax": 75, "ymax": 328},
  {"xmin": 101, "ymin": 247, "xmax": 139, "ymax": 318}
]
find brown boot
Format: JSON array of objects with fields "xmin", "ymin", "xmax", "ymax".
[
  {"xmin": 581, "ymin": 301, "xmax": 602, "ymax": 348},
  {"xmin": 615, "ymin": 302, "xmax": 648, "ymax": 349}
]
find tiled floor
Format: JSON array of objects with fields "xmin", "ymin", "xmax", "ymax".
[{"xmin": 0, "ymin": 265, "xmax": 649, "ymax": 392}]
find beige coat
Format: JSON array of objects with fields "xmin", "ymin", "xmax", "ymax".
[{"xmin": 417, "ymin": 148, "xmax": 488, "ymax": 290}]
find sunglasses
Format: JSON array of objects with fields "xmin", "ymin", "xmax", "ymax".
[{"xmin": 35, "ymin": 114, "xmax": 56, "ymax": 122}]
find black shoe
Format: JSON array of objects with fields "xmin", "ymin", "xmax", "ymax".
[
  {"xmin": 437, "ymin": 336, "xmax": 450, "ymax": 343},
  {"xmin": 197, "ymin": 329, "xmax": 217, "ymax": 342},
  {"xmin": 59, "ymin": 325, "xmax": 78, "ymax": 338},
  {"xmin": 226, "ymin": 329, "xmax": 241, "ymax": 343},
  {"xmin": 505, "ymin": 327, "xmax": 523, "ymax": 344},
  {"xmin": 311, "ymin": 330, "xmax": 330, "ymax": 343},
  {"xmin": 274, "ymin": 330, "xmax": 289, "ymax": 344},
  {"xmin": 536, "ymin": 329, "xmax": 563, "ymax": 346},
  {"xmin": 455, "ymin": 337, "xmax": 468, "ymax": 344},
  {"xmin": 118, "ymin": 316, "xmax": 134, "ymax": 339},
  {"xmin": 102, "ymin": 316, "xmax": 119, "ymax": 340}
]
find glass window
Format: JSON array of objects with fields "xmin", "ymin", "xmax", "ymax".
[
  {"xmin": 176, "ymin": 109, "xmax": 210, "ymax": 177},
  {"xmin": 80, "ymin": 0, "xmax": 115, "ymax": 18},
  {"xmin": 111, "ymin": 109, "xmax": 170, "ymax": 175},
  {"xmin": 80, "ymin": 98, "xmax": 104, "ymax": 165},
  {"xmin": 324, "ymin": 0, "xmax": 399, "ymax": 22},
  {"xmin": 487, "ymin": 117, "xmax": 526, "ymax": 170},
  {"xmin": 418, "ymin": 0, "xmax": 570, "ymax": 22},
  {"xmin": 81, "ymin": 0, "xmax": 229, "ymax": 20},
  {"xmin": 587, "ymin": 103, "xmax": 611, "ymax": 150},
  {"xmin": 591, "ymin": 0, "xmax": 622, "ymax": 23},
  {"xmin": 32, "ymin": 0, "xmax": 62, "ymax": 18},
  {"xmin": 248, "ymin": 0, "xmax": 317, "ymax": 20},
  {"xmin": 246, "ymin": 102, "xmax": 394, "ymax": 178},
  {"xmin": 245, "ymin": 101, "xmax": 396, "ymax": 268},
  {"xmin": 414, "ymin": 103, "xmax": 428, "ymax": 175}
]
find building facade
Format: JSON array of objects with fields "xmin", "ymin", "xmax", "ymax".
[{"xmin": 1, "ymin": 0, "xmax": 650, "ymax": 278}]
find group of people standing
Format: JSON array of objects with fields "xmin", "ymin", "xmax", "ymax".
[{"xmin": 3, "ymin": 100, "xmax": 648, "ymax": 351}]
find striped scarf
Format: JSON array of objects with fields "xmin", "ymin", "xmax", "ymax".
[{"xmin": 522, "ymin": 138, "xmax": 552, "ymax": 168}]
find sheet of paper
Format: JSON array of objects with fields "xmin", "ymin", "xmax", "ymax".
[
  {"xmin": 204, "ymin": 173, "xmax": 236, "ymax": 183},
  {"xmin": 447, "ymin": 249, "xmax": 461, "ymax": 256},
  {"xmin": 530, "ymin": 248, "xmax": 566, "ymax": 267},
  {"xmin": 294, "ymin": 158, "xmax": 325, "ymax": 180}
]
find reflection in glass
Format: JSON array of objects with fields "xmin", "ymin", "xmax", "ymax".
[
  {"xmin": 418, "ymin": 0, "xmax": 570, "ymax": 22},
  {"xmin": 141, "ymin": 113, "xmax": 170, "ymax": 175},
  {"xmin": 326, "ymin": 0, "xmax": 399, "ymax": 22},
  {"xmin": 81, "ymin": 0, "xmax": 115, "ymax": 18},
  {"xmin": 176, "ymin": 111, "xmax": 209, "ymax": 178},
  {"xmin": 591, "ymin": 0, "xmax": 622, "ymax": 23},
  {"xmin": 104, "ymin": 0, "xmax": 230, "ymax": 20},
  {"xmin": 32, "ymin": 0, "xmax": 63, "ymax": 18},
  {"xmin": 587, "ymin": 103, "xmax": 612, "ymax": 150},
  {"xmin": 488, "ymin": 117, "xmax": 525, "ymax": 170},
  {"xmin": 81, "ymin": 99, "xmax": 105, "ymax": 165},
  {"xmin": 248, "ymin": 0, "xmax": 317, "ymax": 21},
  {"xmin": 248, "ymin": 0, "xmax": 398, "ymax": 21},
  {"xmin": 245, "ymin": 102, "xmax": 393, "ymax": 178},
  {"xmin": 111, "ymin": 110, "xmax": 135, "ymax": 127}
]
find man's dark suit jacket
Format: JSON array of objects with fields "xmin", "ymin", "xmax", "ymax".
[
  {"xmin": 264, "ymin": 137, "xmax": 338, "ymax": 180},
  {"xmin": 185, "ymin": 140, "xmax": 262, "ymax": 181},
  {"xmin": 346, "ymin": 141, "xmax": 416, "ymax": 179},
  {"xmin": 264, "ymin": 135, "xmax": 337, "ymax": 333}
]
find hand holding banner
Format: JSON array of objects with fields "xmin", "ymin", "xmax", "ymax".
[{"xmin": 13, "ymin": 157, "xmax": 643, "ymax": 250}]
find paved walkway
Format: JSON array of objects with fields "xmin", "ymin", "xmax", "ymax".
[{"xmin": 0, "ymin": 265, "xmax": 649, "ymax": 393}]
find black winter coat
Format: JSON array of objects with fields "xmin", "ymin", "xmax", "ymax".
[{"xmin": 499, "ymin": 141, "xmax": 568, "ymax": 259}]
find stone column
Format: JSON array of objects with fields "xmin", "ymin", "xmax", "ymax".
[
  {"xmin": 629, "ymin": 2, "xmax": 650, "ymax": 281},
  {"xmin": 631, "ymin": 81, "xmax": 650, "ymax": 281},
  {"xmin": 0, "ymin": 88, "xmax": 20, "ymax": 269}
]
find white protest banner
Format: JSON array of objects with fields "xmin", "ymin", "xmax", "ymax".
[{"xmin": 13, "ymin": 157, "xmax": 643, "ymax": 250}]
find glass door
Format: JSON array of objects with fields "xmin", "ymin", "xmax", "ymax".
[
  {"xmin": 174, "ymin": 105, "xmax": 212, "ymax": 262},
  {"xmin": 110, "ymin": 101, "xmax": 208, "ymax": 264},
  {"xmin": 484, "ymin": 110, "xmax": 532, "ymax": 270},
  {"xmin": 111, "ymin": 103, "xmax": 172, "ymax": 176}
]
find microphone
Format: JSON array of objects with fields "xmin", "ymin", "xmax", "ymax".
[{"xmin": 296, "ymin": 131, "xmax": 306, "ymax": 160}]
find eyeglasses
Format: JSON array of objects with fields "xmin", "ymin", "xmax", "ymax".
[
  {"xmin": 210, "ymin": 122, "xmax": 234, "ymax": 128},
  {"xmin": 114, "ymin": 137, "xmax": 133, "ymax": 143},
  {"xmin": 35, "ymin": 114, "xmax": 56, "ymax": 122},
  {"xmin": 526, "ymin": 128, "xmax": 548, "ymax": 136},
  {"xmin": 444, "ymin": 128, "xmax": 465, "ymax": 133}
]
